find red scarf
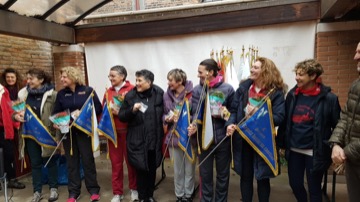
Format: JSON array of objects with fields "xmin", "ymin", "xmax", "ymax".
[{"xmin": 295, "ymin": 83, "xmax": 321, "ymax": 96}]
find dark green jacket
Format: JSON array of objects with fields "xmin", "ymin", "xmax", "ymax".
[
  {"xmin": 18, "ymin": 87, "xmax": 58, "ymax": 157},
  {"xmin": 330, "ymin": 79, "xmax": 360, "ymax": 164}
]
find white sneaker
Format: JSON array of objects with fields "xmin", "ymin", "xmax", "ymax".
[
  {"xmin": 31, "ymin": 191, "xmax": 43, "ymax": 202},
  {"xmin": 111, "ymin": 194, "xmax": 124, "ymax": 202},
  {"xmin": 49, "ymin": 188, "xmax": 59, "ymax": 202},
  {"xmin": 130, "ymin": 190, "xmax": 139, "ymax": 201}
]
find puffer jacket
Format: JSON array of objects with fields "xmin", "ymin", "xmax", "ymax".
[
  {"xmin": 277, "ymin": 84, "xmax": 341, "ymax": 172},
  {"xmin": 226, "ymin": 79, "xmax": 285, "ymax": 179},
  {"xmin": 18, "ymin": 87, "xmax": 58, "ymax": 157},
  {"xmin": 330, "ymin": 79, "xmax": 360, "ymax": 164},
  {"xmin": 119, "ymin": 85, "xmax": 164, "ymax": 171},
  {"xmin": 191, "ymin": 79, "xmax": 234, "ymax": 148}
]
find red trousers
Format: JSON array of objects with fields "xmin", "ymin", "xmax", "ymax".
[{"xmin": 109, "ymin": 131, "xmax": 137, "ymax": 195}]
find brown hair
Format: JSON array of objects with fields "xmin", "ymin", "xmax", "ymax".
[
  {"xmin": 1, "ymin": 68, "xmax": 24, "ymax": 89},
  {"xmin": 294, "ymin": 59, "xmax": 324, "ymax": 79},
  {"xmin": 256, "ymin": 57, "xmax": 286, "ymax": 90}
]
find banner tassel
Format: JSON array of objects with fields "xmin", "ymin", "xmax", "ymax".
[
  {"xmin": 70, "ymin": 130, "xmax": 73, "ymax": 156},
  {"xmin": 231, "ymin": 136, "xmax": 234, "ymax": 169}
]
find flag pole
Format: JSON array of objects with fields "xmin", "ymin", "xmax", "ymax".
[
  {"xmin": 160, "ymin": 93, "xmax": 189, "ymax": 166},
  {"xmin": 178, "ymin": 136, "xmax": 192, "ymax": 174},
  {"xmin": 197, "ymin": 87, "xmax": 276, "ymax": 168},
  {"xmin": 190, "ymin": 78, "xmax": 209, "ymax": 155},
  {"xmin": 44, "ymin": 133, "xmax": 67, "ymax": 168}
]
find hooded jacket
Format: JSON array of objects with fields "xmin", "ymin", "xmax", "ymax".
[
  {"xmin": 277, "ymin": 83, "xmax": 341, "ymax": 172},
  {"xmin": 330, "ymin": 79, "xmax": 360, "ymax": 164}
]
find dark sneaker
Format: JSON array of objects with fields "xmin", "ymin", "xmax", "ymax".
[
  {"xmin": 7, "ymin": 179, "xmax": 25, "ymax": 189},
  {"xmin": 184, "ymin": 197, "xmax": 193, "ymax": 202}
]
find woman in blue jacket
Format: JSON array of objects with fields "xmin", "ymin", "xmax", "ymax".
[
  {"xmin": 277, "ymin": 59, "xmax": 340, "ymax": 202},
  {"xmin": 52, "ymin": 67, "xmax": 102, "ymax": 202},
  {"xmin": 226, "ymin": 57, "xmax": 286, "ymax": 202}
]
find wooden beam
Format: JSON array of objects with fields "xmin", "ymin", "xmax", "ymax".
[
  {"xmin": 75, "ymin": 1, "xmax": 319, "ymax": 43},
  {"xmin": 0, "ymin": 9, "xmax": 75, "ymax": 44},
  {"xmin": 321, "ymin": 0, "xmax": 359, "ymax": 20}
]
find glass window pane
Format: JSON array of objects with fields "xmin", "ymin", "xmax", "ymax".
[
  {"xmin": 8, "ymin": 0, "xmax": 61, "ymax": 17},
  {"xmin": 46, "ymin": 0, "xmax": 103, "ymax": 24},
  {"xmin": 0, "ymin": 0, "xmax": 8, "ymax": 5}
]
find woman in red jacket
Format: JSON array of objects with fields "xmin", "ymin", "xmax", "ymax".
[{"xmin": 104, "ymin": 65, "xmax": 138, "ymax": 202}]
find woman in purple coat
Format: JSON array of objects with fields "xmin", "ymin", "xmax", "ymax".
[{"xmin": 163, "ymin": 69, "xmax": 194, "ymax": 202}]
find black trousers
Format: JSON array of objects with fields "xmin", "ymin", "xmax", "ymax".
[
  {"xmin": 62, "ymin": 128, "xmax": 100, "ymax": 197},
  {"xmin": 0, "ymin": 127, "xmax": 16, "ymax": 180},
  {"xmin": 198, "ymin": 138, "xmax": 231, "ymax": 202},
  {"xmin": 136, "ymin": 150, "xmax": 157, "ymax": 200},
  {"xmin": 241, "ymin": 141, "xmax": 270, "ymax": 202}
]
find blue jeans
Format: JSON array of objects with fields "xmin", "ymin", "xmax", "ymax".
[
  {"xmin": 26, "ymin": 138, "xmax": 58, "ymax": 193},
  {"xmin": 288, "ymin": 151, "xmax": 323, "ymax": 202}
]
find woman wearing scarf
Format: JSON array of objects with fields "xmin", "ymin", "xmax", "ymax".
[
  {"xmin": 226, "ymin": 57, "xmax": 286, "ymax": 202},
  {"xmin": 13, "ymin": 68, "xmax": 58, "ymax": 202},
  {"xmin": 163, "ymin": 69, "xmax": 194, "ymax": 202},
  {"xmin": 277, "ymin": 59, "xmax": 340, "ymax": 202},
  {"xmin": 0, "ymin": 68, "xmax": 25, "ymax": 189},
  {"xmin": 52, "ymin": 66, "xmax": 102, "ymax": 202},
  {"xmin": 188, "ymin": 59, "xmax": 235, "ymax": 202}
]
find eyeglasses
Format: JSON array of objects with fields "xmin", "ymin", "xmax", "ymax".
[{"xmin": 108, "ymin": 73, "xmax": 123, "ymax": 78}]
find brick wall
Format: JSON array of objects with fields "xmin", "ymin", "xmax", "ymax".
[
  {"xmin": 145, "ymin": 0, "xmax": 199, "ymax": 9},
  {"xmin": 92, "ymin": 0, "xmax": 199, "ymax": 15},
  {"xmin": 52, "ymin": 45, "xmax": 87, "ymax": 91},
  {"xmin": 0, "ymin": 34, "xmax": 53, "ymax": 85},
  {"xmin": 92, "ymin": 0, "xmax": 133, "ymax": 15},
  {"xmin": 316, "ymin": 30, "xmax": 360, "ymax": 107}
]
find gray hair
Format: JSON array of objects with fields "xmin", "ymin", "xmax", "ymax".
[{"xmin": 110, "ymin": 65, "xmax": 127, "ymax": 80}]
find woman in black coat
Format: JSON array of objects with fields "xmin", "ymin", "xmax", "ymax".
[
  {"xmin": 277, "ymin": 59, "xmax": 341, "ymax": 202},
  {"xmin": 119, "ymin": 69, "xmax": 164, "ymax": 202}
]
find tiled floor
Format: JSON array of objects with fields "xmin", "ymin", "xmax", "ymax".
[{"xmin": 1, "ymin": 153, "xmax": 348, "ymax": 202}]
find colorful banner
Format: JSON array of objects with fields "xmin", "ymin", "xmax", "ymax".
[
  {"xmin": 71, "ymin": 94, "xmax": 100, "ymax": 151},
  {"xmin": 175, "ymin": 99, "xmax": 195, "ymax": 163},
  {"xmin": 22, "ymin": 105, "xmax": 57, "ymax": 148},
  {"xmin": 97, "ymin": 94, "xmax": 117, "ymax": 147},
  {"xmin": 236, "ymin": 98, "xmax": 278, "ymax": 176},
  {"xmin": 11, "ymin": 100, "xmax": 25, "ymax": 112}
]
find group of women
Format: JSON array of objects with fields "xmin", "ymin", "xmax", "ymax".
[
  {"xmin": 0, "ymin": 55, "xmax": 340, "ymax": 202},
  {"xmin": 167, "ymin": 57, "xmax": 340, "ymax": 202}
]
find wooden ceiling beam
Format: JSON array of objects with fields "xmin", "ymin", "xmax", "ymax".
[
  {"xmin": 75, "ymin": 1, "xmax": 319, "ymax": 43},
  {"xmin": 321, "ymin": 0, "xmax": 360, "ymax": 20},
  {"xmin": 0, "ymin": 9, "xmax": 75, "ymax": 44}
]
